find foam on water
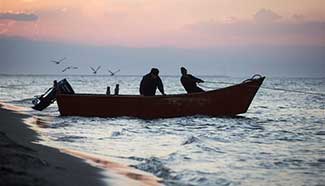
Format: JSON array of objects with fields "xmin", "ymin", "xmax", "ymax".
[{"xmin": 1, "ymin": 75, "xmax": 325, "ymax": 186}]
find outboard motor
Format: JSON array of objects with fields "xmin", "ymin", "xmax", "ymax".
[{"xmin": 32, "ymin": 79, "xmax": 74, "ymax": 111}]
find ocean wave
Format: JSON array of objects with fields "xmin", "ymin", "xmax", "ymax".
[
  {"xmin": 48, "ymin": 121, "xmax": 71, "ymax": 129},
  {"xmin": 171, "ymin": 170, "xmax": 234, "ymax": 186},
  {"xmin": 131, "ymin": 157, "xmax": 175, "ymax": 180},
  {"xmin": 0, "ymin": 85, "xmax": 25, "ymax": 90},
  {"xmin": 55, "ymin": 135, "xmax": 86, "ymax": 142},
  {"xmin": 182, "ymin": 135, "xmax": 200, "ymax": 145},
  {"xmin": 271, "ymin": 130, "xmax": 307, "ymax": 142},
  {"xmin": 273, "ymin": 158, "xmax": 305, "ymax": 169},
  {"xmin": 8, "ymin": 98, "xmax": 34, "ymax": 105},
  {"xmin": 111, "ymin": 131, "xmax": 122, "ymax": 137},
  {"xmin": 127, "ymin": 156, "xmax": 146, "ymax": 161},
  {"xmin": 315, "ymin": 131, "xmax": 325, "ymax": 135}
]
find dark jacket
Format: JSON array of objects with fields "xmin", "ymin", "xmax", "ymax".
[
  {"xmin": 181, "ymin": 74, "xmax": 204, "ymax": 93},
  {"xmin": 140, "ymin": 73, "xmax": 165, "ymax": 96}
]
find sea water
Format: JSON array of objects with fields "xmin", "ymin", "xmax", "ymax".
[{"xmin": 0, "ymin": 74, "xmax": 324, "ymax": 186}]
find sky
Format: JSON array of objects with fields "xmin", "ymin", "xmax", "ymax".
[{"xmin": 0, "ymin": 0, "xmax": 325, "ymax": 76}]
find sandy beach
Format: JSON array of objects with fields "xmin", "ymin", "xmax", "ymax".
[{"xmin": 0, "ymin": 102, "xmax": 162, "ymax": 186}]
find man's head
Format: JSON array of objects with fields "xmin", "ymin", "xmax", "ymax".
[
  {"xmin": 150, "ymin": 68, "xmax": 159, "ymax": 78},
  {"xmin": 180, "ymin": 67, "xmax": 187, "ymax": 75},
  {"xmin": 150, "ymin": 68, "xmax": 159, "ymax": 75}
]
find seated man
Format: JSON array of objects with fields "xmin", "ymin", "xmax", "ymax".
[
  {"xmin": 140, "ymin": 68, "xmax": 165, "ymax": 96},
  {"xmin": 180, "ymin": 67, "xmax": 204, "ymax": 93}
]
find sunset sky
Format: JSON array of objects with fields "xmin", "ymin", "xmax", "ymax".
[
  {"xmin": 0, "ymin": 0, "xmax": 325, "ymax": 76},
  {"xmin": 1, "ymin": 0, "xmax": 325, "ymax": 47}
]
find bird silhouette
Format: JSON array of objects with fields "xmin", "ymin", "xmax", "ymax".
[
  {"xmin": 90, "ymin": 66, "xmax": 101, "ymax": 74},
  {"xmin": 51, "ymin": 57, "xmax": 66, "ymax": 64},
  {"xmin": 108, "ymin": 69, "xmax": 120, "ymax": 76},
  {"xmin": 62, "ymin": 66, "xmax": 78, "ymax": 72}
]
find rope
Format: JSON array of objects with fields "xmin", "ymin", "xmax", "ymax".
[
  {"xmin": 199, "ymin": 80, "xmax": 325, "ymax": 97},
  {"xmin": 198, "ymin": 83, "xmax": 222, "ymax": 89},
  {"xmin": 258, "ymin": 86, "xmax": 325, "ymax": 97},
  {"xmin": 204, "ymin": 81, "xmax": 236, "ymax": 85}
]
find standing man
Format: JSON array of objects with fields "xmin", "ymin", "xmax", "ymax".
[
  {"xmin": 180, "ymin": 67, "xmax": 205, "ymax": 93},
  {"xmin": 140, "ymin": 68, "xmax": 166, "ymax": 96}
]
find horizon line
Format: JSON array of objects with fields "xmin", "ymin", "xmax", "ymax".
[{"xmin": 1, "ymin": 73, "xmax": 325, "ymax": 79}]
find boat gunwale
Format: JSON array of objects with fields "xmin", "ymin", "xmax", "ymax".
[{"xmin": 57, "ymin": 76, "xmax": 265, "ymax": 99}]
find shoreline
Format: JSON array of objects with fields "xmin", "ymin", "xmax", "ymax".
[{"xmin": 0, "ymin": 101, "xmax": 162, "ymax": 186}]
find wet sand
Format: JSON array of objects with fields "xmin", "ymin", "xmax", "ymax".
[{"xmin": 0, "ymin": 102, "xmax": 162, "ymax": 186}]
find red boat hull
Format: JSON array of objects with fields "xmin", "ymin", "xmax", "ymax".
[{"xmin": 56, "ymin": 77, "xmax": 265, "ymax": 119}]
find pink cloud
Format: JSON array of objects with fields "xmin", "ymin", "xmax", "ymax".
[{"xmin": 254, "ymin": 9, "xmax": 281, "ymax": 23}]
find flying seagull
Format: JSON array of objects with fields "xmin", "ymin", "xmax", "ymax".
[
  {"xmin": 90, "ymin": 66, "xmax": 101, "ymax": 74},
  {"xmin": 51, "ymin": 57, "xmax": 66, "ymax": 64},
  {"xmin": 108, "ymin": 69, "xmax": 120, "ymax": 76},
  {"xmin": 62, "ymin": 66, "xmax": 78, "ymax": 72}
]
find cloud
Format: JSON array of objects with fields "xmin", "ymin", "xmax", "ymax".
[
  {"xmin": 191, "ymin": 20, "xmax": 325, "ymax": 36},
  {"xmin": 254, "ymin": 9, "xmax": 281, "ymax": 23},
  {"xmin": 185, "ymin": 9, "xmax": 325, "ymax": 46},
  {"xmin": 0, "ymin": 13, "xmax": 38, "ymax": 22},
  {"xmin": 292, "ymin": 14, "xmax": 305, "ymax": 21},
  {"xmin": 0, "ymin": 28, "xmax": 9, "ymax": 34}
]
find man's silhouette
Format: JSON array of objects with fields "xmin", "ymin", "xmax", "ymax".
[
  {"xmin": 180, "ymin": 67, "xmax": 204, "ymax": 93},
  {"xmin": 140, "ymin": 68, "xmax": 165, "ymax": 96}
]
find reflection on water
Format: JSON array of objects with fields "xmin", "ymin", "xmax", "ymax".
[
  {"xmin": 1, "ymin": 75, "xmax": 325, "ymax": 186},
  {"xmin": 61, "ymin": 148, "xmax": 162, "ymax": 186}
]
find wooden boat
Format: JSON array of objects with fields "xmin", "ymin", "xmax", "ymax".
[{"xmin": 48, "ymin": 75, "xmax": 264, "ymax": 119}]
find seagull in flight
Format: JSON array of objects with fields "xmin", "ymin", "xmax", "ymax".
[
  {"xmin": 108, "ymin": 69, "xmax": 120, "ymax": 76},
  {"xmin": 51, "ymin": 57, "xmax": 66, "ymax": 64},
  {"xmin": 90, "ymin": 66, "xmax": 101, "ymax": 74},
  {"xmin": 62, "ymin": 66, "xmax": 78, "ymax": 72}
]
